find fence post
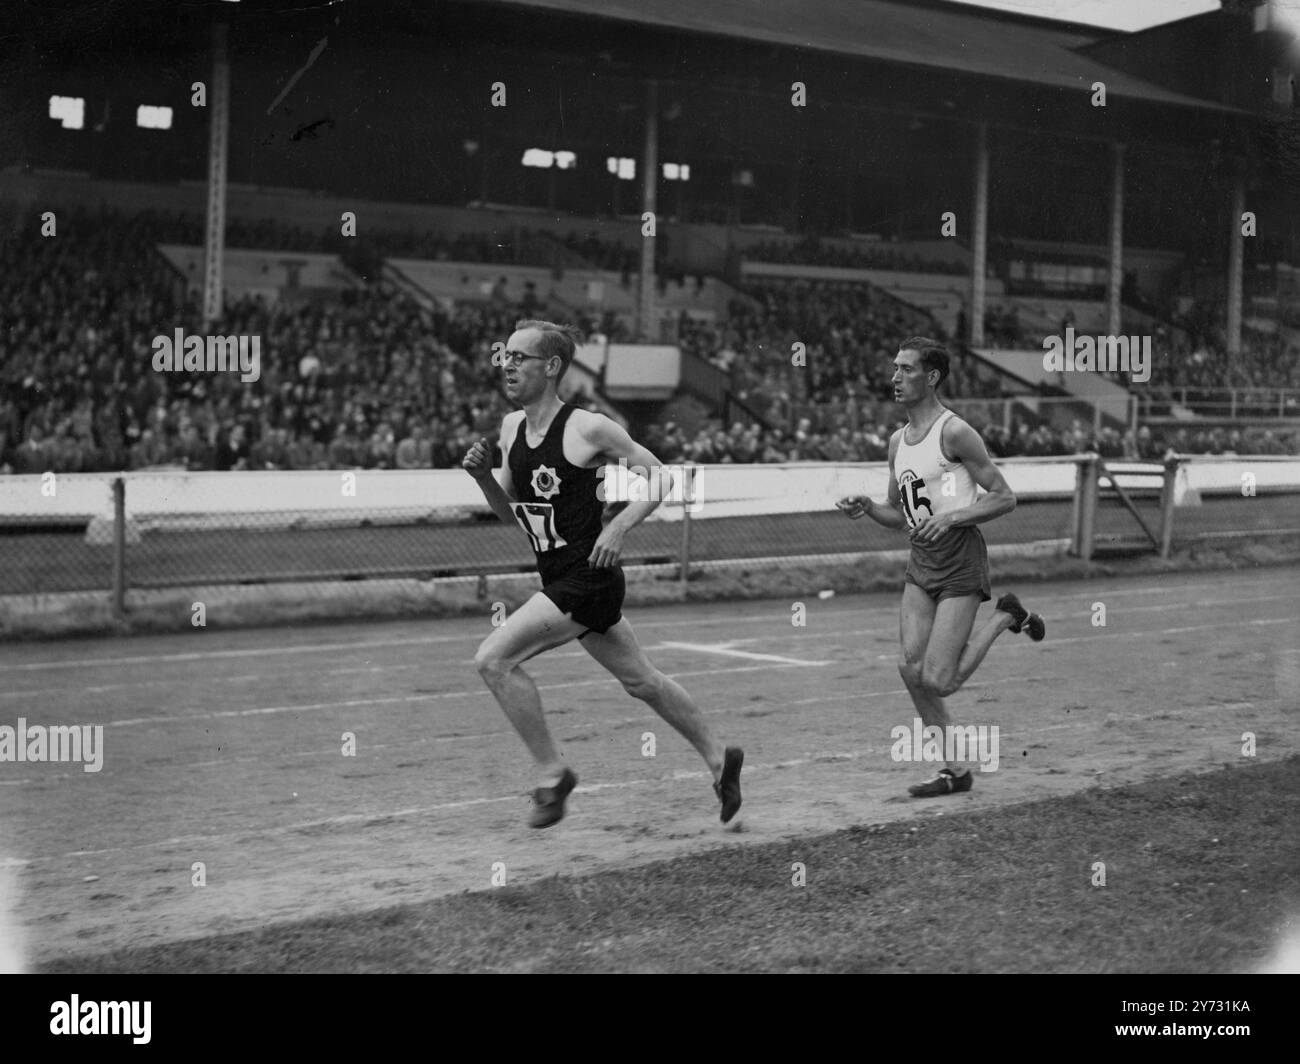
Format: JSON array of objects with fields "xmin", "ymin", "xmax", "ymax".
[
  {"xmin": 1073, "ymin": 455, "xmax": 1099, "ymax": 561},
  {"xmin": 678, "ymin": 465, "xmax": 694, "ymax": 592},
  {"xmin": 1158, "ymin": 454, "xmax": 1179, "ymax": 559},
  {"xmin": 112, "ymin": 477, "xmax": 126, "ymax": 620}
]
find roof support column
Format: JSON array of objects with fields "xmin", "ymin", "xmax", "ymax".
[
  {"xmin": 638, "ymin": 78, "xmax": 659, "ymax": 342},
  {"xmin": 969, "ymin": 121, "xmax": 989, "ymax": 347},
  {"xmin": 1107, "ymin": 142, "xmax": 1125, "ymax": 339},
  {"xmin": 203, "ymin": 21, "xmax": 230, "ymax": 328},
  {"xmin": 1226, "ymin": 172, "xmax": 1244, "ymax": 361}
]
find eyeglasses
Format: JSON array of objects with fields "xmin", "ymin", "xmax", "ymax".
[{"xmin": 499, "ymin": 350, "xmax": 551, "ymax": 369}]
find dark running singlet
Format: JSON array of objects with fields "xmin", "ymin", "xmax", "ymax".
[{"xmin": 506, "ymin": 404, "xmax": 604, "ymax": 582}]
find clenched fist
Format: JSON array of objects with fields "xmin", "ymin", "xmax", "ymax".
[{"xmin": 462, "ymin": 438, "xmax": 494, "ymax": 481}]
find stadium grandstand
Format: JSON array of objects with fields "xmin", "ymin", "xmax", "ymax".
[{"xmin": 3, "ymin": 0, "xmax": 1300, "ymax": 481}]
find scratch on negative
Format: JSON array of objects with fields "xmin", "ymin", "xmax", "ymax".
[{"xmin": 267, "ymin": 37, "xmax": 329, "ymax": 116}]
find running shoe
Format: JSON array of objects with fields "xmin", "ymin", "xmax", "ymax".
[
  {"xmin": 714, "ymin": 746, "xmax": 744, "ymax": 823},
  {"xmin": 908, "ymin": 767, "xmax": 974, "ymax": 798},
  {"xmin": 995, "ymin": 593, "xmax": 1046, "ymax": 641},
  {"xmin": 529, "ymin": 767, "xmax": 577, "ymax": 828}
]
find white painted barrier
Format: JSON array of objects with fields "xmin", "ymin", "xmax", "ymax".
[{"xmin": 1, "ymin": 456, "xmax": 1296, "ymax": 527}]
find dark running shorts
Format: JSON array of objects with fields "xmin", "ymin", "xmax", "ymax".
[
  {"xmin": 904, "ymin": 527, "xmax": 992, "ymax": 603},
  {"xmin": 540, "ymin": 563, "xmax": 626, "ymax": 636}
]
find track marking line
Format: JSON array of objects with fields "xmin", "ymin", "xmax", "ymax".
[
  {"xmin": 658, "ymin": 642, "xmax": 829, "ymax": 666},
  {"xmin": 0, "ymin": 614, "xmax": 812, "ymax": 674},
  {"xmin": 6, "ymin": 586, "xmax": 1292, "ymax": 698},
  {"xmin": 4, "ymin": 574, "xmax": 1289, "ymax": 675},
  {"xmin": 102, "ymin": 662, "xmax": 824, "ymax": 728},
  {"xmin": 2, "ymin": 674, "xmax": 1074, "ymax": 779},
  {"xmin": 14, "ymin": 607, "xmax": 1293, "ymax": 730}
]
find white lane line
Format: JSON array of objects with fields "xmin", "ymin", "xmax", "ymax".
[
  {"xmin": 659, "ymin": 642, "xmax": 830, "ymax": 666},
  {"xmin": 975, "ymin": 616, "xmax": 1291, "ymax": 650},
  {"xmin": 0, "ymin": 677, "xmax": 1282, "ymax": 791},
  {"xmin": 2, "ymin": 574, "xmax": 1287, "ymax": 675},
  {"xmin": 0, "ymin": 748, "xmax": 947, "ymax": 864},
  {"xmin": 3, "ymin": 590, "xmax": 1293, "ymax": 706},
  {"xmin": 1031, "ymin": 702, "xmax": 1258, "ymax": 733},
  {"xmin": 0, "ymin": 611, "xmax": 827, "ymax": 675},
  {"xmin": 1097, "ymin": 593, "xmax": 1295, "ymax": 616},
  {"xmin": 2, "ymin": 674, "xmax": 1074, "ymax": 781},
  {"xmin": 0, "ymin": 635, "xmax": 450, "ymax": 672},
  {"xmin": 103, "ymin": 661, "xmax": 825, "ymax": 729},
  {"xmin": 13, "ymin": 609, "xmax": 1295, "ymax": 730},
  {"xmin": 3, "ymin": 590, "xmax": 1292, "ymax": 701},
  {"xmin": 0, "ymin": 673, "xmax": 1055, "ymax": 781}
]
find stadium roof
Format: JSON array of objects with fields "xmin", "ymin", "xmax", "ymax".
[{"xmin": 485, "ymin": 0, "xmax": 1248, "ymax": 114}]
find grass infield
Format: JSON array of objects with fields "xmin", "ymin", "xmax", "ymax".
[{"xmin": 40, "ymin": 755, "xmax": 1300, "ymax": 974}]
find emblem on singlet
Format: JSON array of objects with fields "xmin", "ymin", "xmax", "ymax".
[{"xmin": 530, "ymin": 465, "xmax": 561, "ymax": 500}]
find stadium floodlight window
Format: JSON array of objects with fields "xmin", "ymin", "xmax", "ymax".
[
  {"xmin": 49, "ymin": 95, "xmax": 85, "ymax": 130},
  {"xmin": 554, "ymin": 151, "xmax": 576, "ymax": 170},
  {"xmin": 522, "ymin": 148, "xmax": 554, "ymax": 168},
  {"xmin": 137, "ymin": 105, "xmax": 173, "ymax": 130}
]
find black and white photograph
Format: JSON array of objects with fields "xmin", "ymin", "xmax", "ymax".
[{"xmin": 0, "ymin": 0, "xmax": 1296, "ymax": 1028}]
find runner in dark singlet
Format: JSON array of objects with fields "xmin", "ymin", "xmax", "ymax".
[{"xmin": 463, "ymin": 319, "xmax": 743, "ymax": 828}]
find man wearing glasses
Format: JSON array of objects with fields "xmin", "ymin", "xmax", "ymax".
[{"xmin": 463, "ymin": 319, "xmax": 743, "ymax": 828}]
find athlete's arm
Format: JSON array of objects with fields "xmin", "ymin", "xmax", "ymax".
[
  {"xmin": 909, "ymin": 419, "xmax": 1016, "ymax": 545},
  {"xmin": 578, "ymin": 413, "xmax": 668, "ymax": 567},
  {"xmin": 462, "ymin": 415, "xmax": 518, "ymax": 526},
  {"xmin": 836, "ymin": 429, "xmax": 907, "ymax": 531}
]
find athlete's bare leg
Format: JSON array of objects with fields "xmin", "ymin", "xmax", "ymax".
[
  {"xmin": 922, "ymin": 597, "xmax": 1017, "ymax": 698},
  {"xmin": 473, "ymin": 591, "xmax": 587, "ymax": 785},
  {"xmin": 900, "ymin": 589, "xmax": 1017, "ymax": 775},
  {"xmin": 897, "ymin": 581, "xmax": 951, "ymax": 730},
  {"xmin": 580, "ymin": 616, "xmax": 727, "ymax": 780}
]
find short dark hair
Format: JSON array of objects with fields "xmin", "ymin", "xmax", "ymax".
[
  {"xmin": 899, "ymin": 336, "xmax": 950, "ymax": 389},
  {"xmin": 515, "ymin": 319, "xmax": 585, "ymax": 381}
]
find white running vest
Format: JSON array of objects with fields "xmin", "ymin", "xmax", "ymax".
[{"xmin": 893, "ymin": 409, "xmax": 978, "ymax": 530}]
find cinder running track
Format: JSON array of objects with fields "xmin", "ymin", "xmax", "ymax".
[{"xmin": 1, "ymin": 567, "xmax": 1296, "ymax": 963}]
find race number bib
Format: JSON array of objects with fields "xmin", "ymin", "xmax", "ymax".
[
  {"xmin": 897, "ymin": 470, "xmax": 933, "ymax": 529},
  {"xmin": 512, "ymin": 502, "xmax": 568, "ymax": 553}
]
